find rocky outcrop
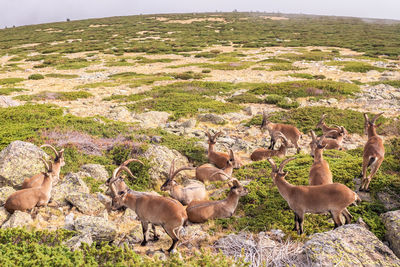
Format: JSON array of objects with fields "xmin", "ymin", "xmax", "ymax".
[
  {"xmin": 80, "ymin": 164, "xmax": 109, "ymax": 182},
  {"xmin": 2, "ymin": 210, "xmax": 33, "ymax": 229},
  {"xmin": 304, "ymin": 224, "xmax": 400, "ymax": 266},
  {"xmin": 51, "ymin": 172, "xmax": 89, "ymax": 205},
  {"xmin": 382, "ymin": 210, "xmax": 400, "ymax": 258},
  {"xmin": 0, "ymin": 186, "xmax": 16, "ymax": 205},
  {"xmin": 0, "ymin": 207, "xmax": 10, "ymax": 226},
  {"xmin": 134, "ymin": 111, "xmax": 170, "ymax": 128},
  {"xmin": 197, "ymin": 113, "xmax": 225, "ymax": 124},
  {"xmin": 0, "ymin": 141, "xmax": 49, "ymax": 188},
  {"xmin": 64, "ymin": 232, "xmax": 93, "ymax": 251},
  {"xmin": 66, "ymin": 192, "xmax": 105, "ymax": 215},
  {"xmin": 0, "ymin": 96, "xmax": 20, "ymax": 107},
  {"xmin": 74, "ymin": 215, "xmax": 117, "ymax": 242}
]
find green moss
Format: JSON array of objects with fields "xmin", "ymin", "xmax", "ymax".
[
  {"xmin": 0, "ymin": 87, "xmax": 26, "ymax": 95},
  {"xmin": 14, "ymin": 91, "xmax": 93, "ymax": 101},
  {"xmin": 287, "ymin": 73, "xmax": 326, "ymax": 80},
  {"xmin": 267, "ymin": 63, "xmax": 304, "ymax": 71},
  {"xmin": 103, "ymin": 93, "xmax": 146, "ymax": 102},
  {"xmin": 170, "ymin": 71, "xmax": 205, "ymax": 80},
  {"xmin": 280, "ymin": 51, "xmax": 335, "ymax": 61},
  {"xmin": 45, "ymin": 73, "xmax": 79, "ymax": 79},
  {"xmin": 370, "ymin": 80, "xmax": 400, "ymax": 89},
  {"xmin": 0, "ymin": 78, "xmax": 24, "ymax": 85},
  {"xmin": 326, "ymin": 61, "xmax": 386, "ymax": 73},
  {"xmin": 227, "ymin": 93, "xmax": 263, "ymax": 104},
  {"xmin": 28, "ymin": 74, "xmax": 45, "ymax": 80}
]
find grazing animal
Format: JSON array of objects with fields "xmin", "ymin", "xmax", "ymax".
[
  {"xmin": 5, "ymin": 158, "xmax": 55, "ymax": 213},
  {"xmin": 309, "ymin": 129, "xmax": 345, "ymax": 152},
  {"xmin": 205, "ymin": 131, "xmax": 230, "ymax": 169},
  {"xmin": 360, "ymin": 113, "xmax": 385, "ymax": 192},
  {"xmin": 308, "ymin": 132, "xmax": 332, "ymax": 185},
  {"xmin": 261, "ymin": 111, "xmax": 302, "ymax": 153},
  {"xmin": 316, "ymin": 114, "xmax": 348, "ymax": 139},
  {"xmin": 196, "ymin": 149, "xmax": 236, "ymax": 183},
  {"xmin": 21, "ymin": 144, "xmax": 65, "ymax": 189},
  {"xmin": 267, "ymin": 157, "xmax": 360, "ymax": 234},
  {"xmin": 186, "ymin": 179, "xmax": 248, "ymax": 223},
  {"xmin": 251, "ymin": 132, "xmax": 293, "ymax": 161}
]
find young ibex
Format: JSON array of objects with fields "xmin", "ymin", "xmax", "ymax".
[
  {"xmin": 360, "ymin": 113, "xmax": 385, "ymax": 192},
  {"xmin": 251, "ymin": 132, "xmax": 293, "ymax": 161},
  {"xmin": 261, "ymin": 111, "xmax": 302, "ymax": 153},
  {"xmin": 205, "ymin": 130, "xmax": 230, "ymax": 169},
  {"xmin": 267, "ymin": 157, "xmax": 360, "ymax": 234},
  {"xmin": 21, "ymin": 144, "xmax": 65, "ymax": 189},
  {"xmin": 186, "ymin": 179, "xmax": 248, "ymax": 223},
  {"xmin": 196, "ymin": 149, "xmax": 235, "ymax": 183},
  {"xmin": 5, "ymin": 158, "xmax": 55, "ymax": 213},
  {"xmin": 309, "ymin": 129, "xmax": 344, "ymax": 152},
  {"xmin": 316, "ymin": 114, "xmax": 348, "ymax": 139},
  {"xmin": 308, "ymin": 132, "xmax": 332, "ymax": 185},
  {"xmin": 161, "ymin": 160, "xmax": 207, "ymax": 205}
]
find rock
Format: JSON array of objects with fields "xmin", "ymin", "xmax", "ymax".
[
  {"xmin": 381, "ymin": 210, "xmax": 400, "ymax": 258},
  {"xmin": 97, "ymin": 192, "xmax": 112, "ymax": 206},
  {"xmin": 0, "ymin": 207, "xmax": 10, "ymax": 226},
  {"xmin": 74, "ymin": 215, "xmax": 117, "ymax": 242},
  {"xmin": 64, "ymin": 232, "xmax": 93, "ymax": 251},
  {"xmin": 222, "ymin": 112, "xmax": 250, "ymax": 123},
  {"xmin": 339, "ymin": 78, "xmax": 352, "ymax": 83},
  {"xmin": 134, "ymin": 111, "xmax": 170, "ymax": 128},
  {"xmin": 0, "ymin": 141, "xmax": 49, "ymax": 188},
  {"xmin": 66, "ymin": 192, "xmax": 105, "ymax": 215},
  {"xmin": 0, "ymin": 186, "xmax": 16, "ymax": 205},
  {"xmin": 52, "ymin": 172, "xmax": 90, "ymax": 205},
  {"xmin": 150, "ymin": 136, "xmax": 162, "ymax": 143},
  {"xmin": 377, "ymin": 191, "xmax": 400, "ymax": 210},
  {"xmin": 180, "ymin": 224, "xmax": 209, "ymax": 248},
  {"xmin": 107, "ymin": 106, "xmax": 133, "ymax": 122},
  {"xmin": 327, "ymin": 98, "xmax": 338, "ymax": 104},
  {"xmin": 64, "ymin": 212, "xmax": 75, "ymax": 230},
  {"xmin": 197, "ymin": 113, "xmax": 225, "ymax": 124},
  {"xmin": 367, "ymin": 70, "xmax": 380, "ymax": 77},
  {"xmin": 2, "ymin": 210, "xmax": 33, "ymax": 229},
  {"xmin": 304, "ymin": 224, "xmax": 400, "ymax": 266},
  {"xmin": 181, "ymin": 119, "xmax": 196, "ymax": 129},
  {"xmin": 244, "ymin": 106, "xmax": 257, "ymax": 116},
  {"xmin": 0, "ymin": 96, "xmax": 20, "ymax": 107},
  {"xmin": 80, "ymin": 164, "xmax": 109, "ymax": 182}
]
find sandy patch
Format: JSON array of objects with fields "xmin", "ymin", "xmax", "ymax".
[
  {"xmin": 260, "ymin": 16, "xmax": 289, "ymax": 20},
  {"xmin": 89, "ymin": 24, "xmax": 109, "ymax": 28}
]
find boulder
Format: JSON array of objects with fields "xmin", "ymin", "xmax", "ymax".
[
  {"xmin": 134, "ymin": 111, "xmax": 170, "ymax": 128},
  {"xmin": 0, "ymin": 186, "xmax": 16, "ymax": 205},
  {"xmin": 0, "ymin": 96, "xmax": 20, "ymax": 107},
  {"xmin": 197, "ymin": 113, "xmax": 225, "ymax": 124},
  {"xmin": 74, "ymin": 215, "xmax": 117, "ymax": 242},
  {"xmin": 106, "ymin": 106, "xmax": 133, "ymax": 122},
  {"xmin": 80, "ymin": 164, "xmax": 109, "ymax": 182},
  {"xmin": 304, "ymin": 224, "xmax": 400, "ymax": 266},
  {"xmin": 0, "ymin": 141, "xmax": 49, "ymax": 188},
  {"xmin": 381, "ymin": 210, "xmax": 400, "ymax": 258},
  {"xmin": 66, "ymin": 192, "xmax": 105, "ymax": 215},
  {"xmin": 64, "ymin": 232, "xmax": 93, "ymax": 251},
  {"xmin": 51, "ymin": 172, "xmax": 90, "ymax": 205},
  {"xmin": 2, "ymin": 210, "xmax": 33, "ymax": 229},
  {"xmin": 0, "ymin": 207, "xmax": 10, "ymax": 226}
]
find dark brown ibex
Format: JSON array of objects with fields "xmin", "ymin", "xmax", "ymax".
[{"xmin": 251, "ymin": 132, "xmax": 293, "ymax": 161}]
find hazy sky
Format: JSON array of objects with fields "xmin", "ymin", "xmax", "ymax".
[{"xmin": 1, "ymin": 0, "xmax": 399, "ymax": 28}]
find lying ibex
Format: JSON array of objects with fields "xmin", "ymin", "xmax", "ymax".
[
  {"xmin": 186, "ymin": 179, "xmax": 248, "ymax": 223},
  {"xmin": 309, "ymin": 129, "xmax": 344, "ymax": 152},
  {"xmin": 316, "ymin": 114, "xmax": 348, "ymax": 139},
  {"xmin": 196, "ymin": 149, "xmax": 235, "ymax": 183},
  {"xmin": 308, "ymin": 132, "xmax": 332, "ymax": 185},
  {"xmin": 251, "ymin": 132, "xmax": 293, "ymax": 161},
  {"xmin": 267, "ymin": 157, "xmax": 360, "ymax": 234},
  {"xmin": 161, "ymin": 160, "xmax": 207, "ymax": 205},
  {"xmin": 261, "ymin": 111, "xmax": 302, "ymax": 153},
  {"xmin": 205, "ymin": 130, "xmax": 230, "ymax": 169},
  {"xmin": 21, "ymin": 144, "xmax": 65, "ymax": 189},
  {"xmin": 5, "ymin": 158, "xmax": 55, "ymax": 213},
  {"xmin": 360, "ymin": 113, "xmax": 385, "ymax": 191}
]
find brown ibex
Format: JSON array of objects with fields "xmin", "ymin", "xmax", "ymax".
[
  {"xmin": 196, "ymin": 149, "xmax": 235, "ymax": 183},
  {"xmin": 308, "ymin": 132, "xmax": 332, "ymax": 185},
  {"xmin": 267, "ymin": 157, "xmax": 360, "ymax": 235},
  {"xmin": 309, "ymin": 129, "xmax": 344, "ymax": 152},
  {"xmin": 21, "ymin": 144, "xmax": 65, "ymax": 189},
  {"xmin": 205, "ymin": 130, "xmax": 231, "ymax": 169},
  {"xmin": 186, "ymin": 179, "xmax": 248, "ymax": 223},
  {"xmin": 261, "ymin": 111, "xmax": 302, "ymax": 153},
  {"xmin": 360, "ymin": 113, "xmax": 385, "ymax": 192},
  {"xmin": 251, "ymin": 132, "xmax": 293, "ymax": 161},
  {"xmin": 316, "ymin": 114, "xmax": 348, "ymax": 139}
]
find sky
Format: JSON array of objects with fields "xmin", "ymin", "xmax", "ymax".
[{"xmin": 1, "ymin": 0, "xmax": 399, "ymax": 28}]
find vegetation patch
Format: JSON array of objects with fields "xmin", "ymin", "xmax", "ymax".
[
  {"xmin": 45, "ymin": 73, "xmax": 79, "ymax": 79},
  {"xmin": 279, "ymin": 51, "xmax": 335, "ymax": 61},
  {"xmin": 0, "ymin": 87, "xmax": 26, "ymax": 95},
  {"xmin": 370, "ymin": 80, "xmax": 400, "ymax": 88},
  {"xmin": 14, "ymin": 91, "xmax": 93, "ymax": 101},
  {"xmin": 227, "ymin": 93, "xmax": 263, "ymax": 104},
  {"xmin": 28, "ymin": 74, "xmax": 45, "ymax": 80},
  {"xmin": 0, "ymin": 78, "xmax": 24, "ymax": 85},
  {"xmin": 287, "ymin": 73, "xmax": 325, "ymax": 80},
  {"xmin": 267, "ymin": 63, "xmax": 304, "ymax": 71},
  {"xmin": 326, "ymin": 61, "xmax": 387, "ymax": 73}
]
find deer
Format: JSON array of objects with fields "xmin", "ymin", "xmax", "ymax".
[
  {"xmin": 195, "ymin": 149, "xmax": 236, "ymax": 183},
  {"xmin": 161, "ymin": 160, "xmax": 207, "ymax": 205},
  {"xmin": 186, "ymin": 179, "xmax": 248, "ymax": 223},
  {"xmin": 261, "ymin": 111, "xmax": 302, "ymax": 153},
  {"xmin": 309, "ymin": 129, "xmax": 345, "ymax": 152},
  {"xmin": 308, "ymin": 132, "xmax": 332, "ymax": 185},
  {"xmin": 5, "ymin": 158, "xmax": 55, "ymax": 213},
  {"xmin": 205, "ymin": 130, "xmax": 231, "ymax": 169},
  {"xmin": 251, "ymin": 132, "xmax": 293, "ymax": 161},
  {"xmin": 316, "ymin": 114, "xmax": 348, "ymax": 139},
  {"xmin": 360, "ymin": 113, "xmax": 385, "ymax": 192},
  {"xmin": 267, "ymin": 157, "xmax": 361, "ymax": 235}
]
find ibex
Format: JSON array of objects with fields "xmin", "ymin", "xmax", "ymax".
[
  {"xmin": 205, "ymin": 130, "xmax": 230, "ymax": 169},
  {"xmin": 21, "ymin": 144, "xmax": 65, "ymax": 189},
  {"xmin": 250, "ymin": 132, "xmax": 293, "ymax": 161},
  {"xmin": 360, "ymin": 113, "xmax": 385, "ymax": 192},
  {"xmin": 161, "ymin": 160, "xmax": 207, "ymax": 205},
  {"xmin": 261, "ymin": 111, "xmax": 302, "ymax": 153},
  {"xmin": 267, "ymin": 157, "xmax": 360, "ymax": 235},
  {"xmin": 309, "ymin": 129, "xmax": 344, "ymax": 152},
  {"xmin": 186, "ymin": 179, "xmax": 248, "ymax": 223},
  {"xmin": 316, "ymin": 114, "xmax": 348, "ymax": 139},
  {"xmin": 196, "ymin": 149, "xmax": 235, "ymax": 183},
  {"xmin": 308, "ymin": 132, "xmax": 332, "ymax": 185},
  {"xmin": 5, "ymin": 158, "xmax": 55, "ymax": 213}
]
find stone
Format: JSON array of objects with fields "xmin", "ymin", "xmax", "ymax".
[
  {"xmin": 197, "ymin": 113, "xmax": 225, "ymax": 124},
  {"xmin": 134, "ymin": 111, "xmax": 170, "ymax": 129},
  {"xmin": 381, "ymin": 210, "xmax": 400, "ymax": 258},
  {"xmin": 97, "ymin": 192, "xmax": 112, "ymax": 206},
  {"xmin": 222, "ymin": 112, "xmax": 250, "ymax": 123},
  {"xmin": 181, "ymin": 119, "xmax": 196, "ymax": 129},
  {"xmin": 0, "ymin": 207, "xmax": 10, "ymax": 226},
  {"xmin": 74, "ymin": 215, "xmax": 117, "ymax": 242},
  {"xmin": 66, "ymin": 192, "xmax": 105, "ymax": 215},
  {"xmin": 339, "ymin": 78, "xmax": 352, "ymax": 83},
  {"xmin": 64, "ymin": 212, "xmax": 75, "ymax": 230},
  {"xmin": 244, "ymin": 106, "xmax": 257, "ymax": 116},
  {"xmin": 180, "ymin": 224, "xmax": 209, "ymax": 248},
  {"xmin": 64, "ymin": 232, "xmax": 93, "ymax": 251},
  {"xmin": 80, "ymin": 164, "xmax": 109, "ymax": 182},
  {"xmin": 51, "ymin": 172, "xmax": 90, "ymax": 205},
  {"xmin": 304, "ymin": 224, "xmax": 400, "ymax": 266},
  {"xmin": 2, "ymin": 210, "xmax": 33, "ymax": 229},
  {"xmin": 106, "ymin": 106, "xmax": 133, "ymax": 122},
  {"xmin": 0, "ymin": 141, "xmax": 49, "ymax": 188},
  {"xmin": 0, "ymin": 96, "xmax": 20, "ymax": 107},
  {"xmin": 0, "ymin": 186, "xmax": 16, "ymax": 205},
  {"xmin": 327, "ymin": 98, "xmax": 338, "ymax": 104}
]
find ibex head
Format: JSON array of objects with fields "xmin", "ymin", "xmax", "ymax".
[
  {"xmin": 161, "ymin": 159, "xmax": 195, "ymax": 191},
  {"xmin": 205, "ymin": 130, "xmax": 223, "ymax": 145},
  {"xmin": 364, "ymin": 113, "xmax": 383, "ymax": 135},
  {"xmin": 316, "ymin": 114, "xmax": 327, "ymax": 129},
  {"xmin": 40, "ymin": 144, "xmax": 65, "ymax": 167},
  {"xmin": 228, "ymin": 179, "xmax": 248, "ymax": 197},
  {"xmin": 260, "ymin": 110, "xmax": 270, "ymax": 130},
  {"xmin": 267, "ymin": 157, "xmax": 296, "ymax": 183}
]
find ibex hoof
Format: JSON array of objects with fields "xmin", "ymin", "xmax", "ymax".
[
  {"xmin": 365, "ymin": 188, "xmax": 370, "ymax": 192},
  {"xmin": 153, "ymin": 235, "xmax": 159, "ymax": 241},
  {"xmin": 140, "ymin": 240, "xmax": 147, "ymax": 246}
]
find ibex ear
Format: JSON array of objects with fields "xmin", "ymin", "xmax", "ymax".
[
  {"xmin": 376, "ymin": 122, "xmax": 383, "ymax": 128},
  {"xmin": 232, "ymin": 179, "xmax": 240, "ymax": 187},
  {"xmin": 118, "ymin": 191, "xmax": 126, "ymax": 196}
]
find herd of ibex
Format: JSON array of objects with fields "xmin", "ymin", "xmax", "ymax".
[{"xmin": 2, "ymin": 111, "xmax": 385, "ymax": 253}]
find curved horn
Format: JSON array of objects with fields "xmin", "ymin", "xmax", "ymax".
[
  {"xmin": 310, "ymin": 130, "xmax": 317, "ymax": 141},
  {"xmin": 317, "ymin": 114, "xmax": 327, "ymax": 126},
  {"xmin": 213, "ymin": 131, "xmax": 223, "ymax": 140},
  {"xmin": 116, "ymin": 166, "xmax": 135, "ymax": 179},
  {"xmin": 169, "ymin": 159, "xmax": 176, "ymax": 179},
  {"xmin": 278, "ymin": 157, "xmax": 296, "ymax": 173},
  {"xmin": 40, "ymin": 158, "xmax": 50, "ymax": 172},
  {"xmin": 121, "ymin": 158, "xmax": 144, "ymax": 167},
  {"xmin": 204, "ymin": 131, "xmax": 212, "ymax": 141},
  {"xmin": 110, "ymin": 166, "xmax": 122, "ymax": 184},
  {"xmin": 110, "ymin": 181, "xmax": 118, "ymax": 196},
  {"xmin": 274, "ymin": 132, "xmax": 288, "ymax": 143},
  {"xmin": 267, "ymin": 158, "xmax": 277, "ymax": 172},
  {"xmin": 371, "ymin": 112, "xmax": 384, "ymax": 124},
  {"xmin": 40, "ymin": 144, "xmax": 59, "ymax": 158},
  {"xmin": 209, "ymin": 170, "xmax": 232, "ymax": 180},
  {"xmin": 171, "ymin": 166, "xmax": 195, "ymax": 180},
  {"xmin": 229, "ymin": 149, "xmax": 235, "ymax": 162},
  {"xmin": 363, "ymin": 113, "xmax": 369, "ymax": 122},
  {"xmin": 261, "ymin": 110, "xmax": 268, "ymax": 128}
]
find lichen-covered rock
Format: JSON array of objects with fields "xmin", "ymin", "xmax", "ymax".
[
  {"xmin": 0, "ymin": 186, "xmax": 16, "ymax": 205},
  {"xmin": 74, "ymin": 215, "xmax": 117, "ymax": 242},
  {"xmin": 0, "ymin": 96, "xmax": 20, "ymax": 108},
  {"xmin": 0, "ymin": 141, "xmax": 49, "ymax": 188},
  {"xmin": 134, "ymin": 111, "xmax": 170, "ymax": 128},
  {"xmin": 381, "ymin": 210, "xmax": 400, "ymax": 258},
  {"xmin": 80, "ymin": 164, "xmax": 109, "ymax": 182},
  {"xmin": 66, "ymin": 192, "xmax": 105, "ymax": 215},
  {"xmin": 0, "ymin": 207, "xmax": 10, "ymax": 226},
  {"xmin": 197, "ymin": 113, "xmax": 225, "ymax": 124},
  {"xmin": 51, "ymin": 172, "xmax": 89, "ymax": 205},
  {"xmin": 64, "ymin": 232, "xmax": 93, "ymax": 251},
  {"xmin": 304, "ymin": 224, "xmax": 400, "ymax": 266},
  {"xmin": 2, "ymin": 210, "xmax": 33, "ymax": 229}
]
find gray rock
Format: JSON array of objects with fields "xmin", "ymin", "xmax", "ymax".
[
  {"xmin": 0, "ymin": 186, "xmax": 16, "ymax": 205},
  {"xmin": 64, "ymin": 232, "xmax": 93, "ymax": 251},
  {"xmin": 304, "ymin": 224, "xmax": 400, "ymax": 266},
  {"xmin": 0, "ymin": 141, "xmax": 49, "ymax": 188},
  {"xmin": 339, "ymin": 78, "xmax": 352, "ymax": 83},
  {"xmin": 66, "ymin": 192, "xmax": 105, "ymax": 215},
  {"xmin": 244, "ymin": 106, "xmax": 257, "ymax": 116},
  {"xmin": 197, "ymin": 113, "xmax": 225, "ymax": 125},
  {"xmin": 106, "ymin": 106, "xmax": 133, "ymax": 122},
  {"xmin": 2, "ymin": 210, "xmax": 32, "ymax": 229},
  {"xmin": 80, "ymin": 164, "xmax": 109, "ymax": 182},
  {"xmin": 151, "ymin": 136, "xmax": 163, "ymax": 143},
  {"xmin": 134, "ymin": 111, "xmax": 170, "ymax": 129},
  {"xmin": 181, "ymin": 119, "xmax": 196, "ymax": 129},
  {"xmin": 64, "ymin": 212, "xmax": 75, "ymax": 230},
  {"xmin": 97, "ymin": 192, "xmax": 112, "ymax": 206},
  {"xmin": 52, "ymin": 172, "xmax": 90, "ymax": 205},
  {"xmin": 0, "ymin": 96, "xmax": 20, "ymax": 107},
  {"xmin": 74, "ymin": 215, "xmax": 117, "ymax": 242},
  {"xmin": 327, "ymin": 98, "xmax": 338, "ymax": 104},
  {"xmin": 381, "ymin": 210, "xmax": 400, "ymax": 258},
  {"xmin": 222, "ymin": 112, "xmax": 250, "ymax": 123},
  {"xmin": 0, "ymin": 207, "xmax": 10, "ymax": 226}
]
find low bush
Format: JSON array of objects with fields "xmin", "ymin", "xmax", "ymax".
[
  {"xmin": 14, "ymin": 91, "xmax": 93, "ymax": 101},
  {"xmin": 0, "ymin": 78, "xmax": 24, "ymax": 85},
  {"xmin": 28, "ymin": 74, "xmax": 45, "ymax": 80}
]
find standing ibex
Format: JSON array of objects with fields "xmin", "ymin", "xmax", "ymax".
[
  {"xmin": 251, "ymin": 132, "xmax": 293, "ymax": 161},
  {"xmin": 196, "ymin": 149, "xmax": 236, "ymax": 183},
  {"xmin": 316, "ymin": 114, "xmax": 348, "ymax": 139},
  {"xmin": 186, "ymin": 179, "xmax": 248, "ymax": 223},
  {"xmin": 205, "ymin": 130, "xmax": 230, "ymax": 169},
  {"xmin": 267, "ymin": 157, "xmax": 360, "ymax": 234},
  {"xmin": 309, "ymin": 129, "xmax": 345, "ymax": 152},
  {"xmin": 309, "ymin": 132, "xmax": 332, "ymax": 185},
  {"xmin": 161, "ymin": 160, "xmax": 207, "ymax": 205},
  {"xmin": 21, "ymin": 144, "xmax": 65, "ymax": 189},
  {"xmin": 360, "ymin": 113, "xmax": 385, "ymax": 192},
  {"xmin": 5, "ymin": 158, "xmax": 55, "ymax": 213},
  {"xmin": 261, "ymin": 111, "xmax": 302, "ymax": 153}
]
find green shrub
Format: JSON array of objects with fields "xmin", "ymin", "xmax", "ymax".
[
  {"xmin": 226, "ymin": 93, "xmax": 263, "ymax": 104},
  {"xmin": 0, "ymin": 87, "xmax": 26, "ymax": 95},
  {"xmin": 264, "ymin": 94, "xmax": 284, "ymax": 104},
  {"xmin": 45, "ymin": 73, "xmax": 79, "ymax": 79},
  {"xmin": 171, "ymin": 71, "xmax": 205, "ymax": 80},
  {"xmin": 287, "ymin": 73, "xmax": 326, "ymax": 80},
  {"xmin": 28, "ymin": 74, "xmax": 45, "ymax": 80},
  {"xmin": 267, "ymin": 63, "xmax": 303, "ymax": 71},
  {"xmin": 14, "ymin": 91, "xmax": 93, "ymax": 101},
  {"xmin": 276, "ymin": 99, "xmax": 300, "ymax": 109},
  {"xmin": 370, "ymin": 80, "xmax": 400, "ymax": 88},
  {"xmin": 0, "ymin": 78, "xmax": 24, "ymax": 85},
  {"xmin": 202, "ymin": 69, "xmax": 211, "ymax": 73},
  {"xmin": 326, "ymin": 61, "xmax": 386, "ymax": 73}
]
